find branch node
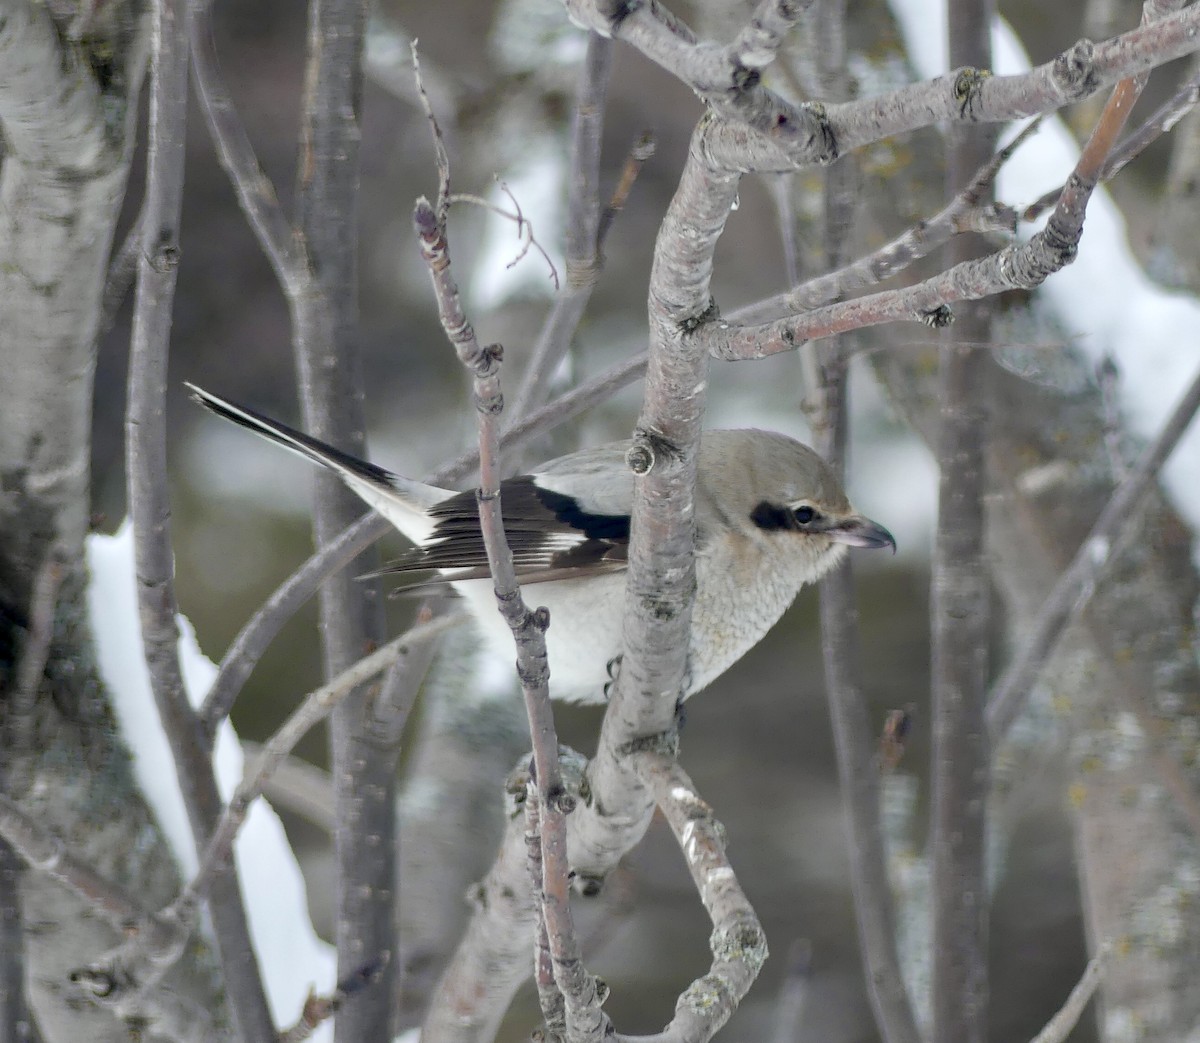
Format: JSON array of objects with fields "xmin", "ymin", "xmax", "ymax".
[
  {"xmin": 616, "ymin": 728, "xmax": 680, "ymax": 758},
  {"xmin": 952, "ymin": 67, "xmax": 993, "ymax": 119},
  {"xmin": 1054, "ymin": 39, "xmax": 1098, "ymax": 99},
  {"xmin": 572, "ymin": 871, "xmax": 606, "ymax": 898},
  {"xmin": 921, "ymin": 304, "xmax": 954, "ymax": 328},
  {"xmin": 626, "ymin": 429, "xmax": 680, "ymax": 476}
]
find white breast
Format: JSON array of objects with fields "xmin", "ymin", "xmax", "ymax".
[
  {"xmin": 450, "ymin": 571, "xmax": 629, "ymax": 704},
  {"xmin": 447, "ymin": 534, "xmax": 841, "ymax": 704}
]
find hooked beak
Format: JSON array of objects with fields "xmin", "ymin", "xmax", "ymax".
[{"xmin": 826, "ymin": 515, "xmax": 896, "ymax": 554}]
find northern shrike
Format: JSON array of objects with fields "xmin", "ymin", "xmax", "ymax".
[{"xmin": 188, "ymin": 385, "xmax": 895, "ymax": 703}]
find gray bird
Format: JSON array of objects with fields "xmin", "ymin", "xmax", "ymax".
[{"xmin": 188, "ymin": 385, "xmax": 895, "ymax": 703}]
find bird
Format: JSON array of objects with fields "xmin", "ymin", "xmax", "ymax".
[{"xmin": 187, "ymin": 384, "xmax": 895, "ymax": 704}]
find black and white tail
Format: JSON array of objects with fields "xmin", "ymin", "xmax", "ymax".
[{"xmin": 185, "ymin": 384, "xmax": 447, "ymax": 542}]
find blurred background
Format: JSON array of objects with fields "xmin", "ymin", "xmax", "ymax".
[{"xmin": 88, "ymin": 0, "xmax": 1195, "ymax": 1037}]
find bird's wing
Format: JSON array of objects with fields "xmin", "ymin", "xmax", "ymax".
[
  {"xmin": 379, "ymin": 475, "xmax": 631, "ymax": 583},
  {"xmin": 186, "ymin": 384, "xmax": 450, "ymax": 543}
]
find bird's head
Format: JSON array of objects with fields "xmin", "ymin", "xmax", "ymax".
[{"xmin": 698, "ymin": 429, "xmax": 895, "ymax": 577}]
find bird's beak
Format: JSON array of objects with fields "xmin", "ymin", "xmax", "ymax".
[{"xmin": 826, "ymin": 514, "xmax": 896, "ymax": 554}]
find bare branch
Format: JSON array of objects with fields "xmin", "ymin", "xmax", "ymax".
[
  {"xmin": 236, "ymin": 742, "xmax": 335, "ymax": 834},
  {"xmin": 595, "ymin": 131, "xmax": 655, "ymax": 254},
  {"xmin": 510, "ymin": 32, "xmax": 614, "ymax": 423},
  {"xmin": 625, "ymin": 752, "xmax": 767, "ymax": 1043},
  {"xmin": 128, "ymin": 0, "xmax": 274, "ymax": 1037},
  {"xmin": 723, "ymin": 0, "xmax": 811, "ymax": 73},
  {"xmin": 12, "ymin": 545, "xmax": 66, "ymax": 756},
  {"xmin": 561, "ymin": 0, "xmax": 1200, "ymax": 171},
  {"xmin": 987, "ymin": 362, "xmax": 1200, "ymax": 738},
  {"xmin": 366, "ymin": 600, "xmax": 444, "ymax": 749},
  {"xmin": 1028, "ymin": 944, "xmax": 1111, "ymax": 1043},
  {"xmin": 526, "ymin": 790, "xmax": 567, "ymax": 1037},
  {"xmin": 293, "ymin": 6, "xmax": 394, "ymax": 1034},
  {"xmin": 705, "ymin": 67, "xmax": 1136, "ymax": 364},
  {"xmin": 732, "ymin": 121, "xmax": 1038, "ymax": 325},
  {"xmin": 185, "ymin": 613, "xmax": 465, "ymax": 922},
  {"xmin": 188, "ymin": 0, "xmax": 308, "ymax": 296},
  {"xmin": 99, "ymin": 215, "xmax": 143, "ymax": 338},
  {"xmin": 412, "ymin": 79, "xmax": 603, "ymax": 1027},
  {"xmin": 423, "ymin": 751, "xmax": 590, "ymax": 1043},
  {"xmin": 1025, "ymin": 65, "xmax": 1200, "ymax": 223},
  {"xmin": 278, "ymin": 958, "xmax": 388, "ymax": 1043},
  {"xmin": 807, "ymin": 16, "xmax": 920, "ymax": 1037}
]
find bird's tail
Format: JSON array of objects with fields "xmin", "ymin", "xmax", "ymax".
[{"xmin": 185, "ymin": 383, "xmax": 447, "ymax": 540}]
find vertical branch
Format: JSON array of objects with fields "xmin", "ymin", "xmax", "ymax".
[
  {"xmin": 809, "ymin": 4, "xmax": 920, "ymax": 1040},
  {"xmin": 293, "ymin": 2, "xmax": 393, "ymax": 1039},
  {"xmin": 930, "ymin": 4, "xmax": 995, "ymax": 1043},
  {"xmin": 509, "ymin": 33, "xmax": 613, "ymax": 422},
  {"xmin": 413, "ymin": 186, "xmax": 606, "ymax": 1041},
  {"xmin": 127, "ymin": 1, "xmax": 274, "ymax": 1039},
  {"xmin": 0, "ymin": 841, "xmax": 34, "ymax": 1043}
]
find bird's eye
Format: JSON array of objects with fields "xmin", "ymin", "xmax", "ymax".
[{"xmin": 793, "ymin": 506, "xmax": 817, "ymax": 525}]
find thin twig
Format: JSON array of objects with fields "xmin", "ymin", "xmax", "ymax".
[
  {"xmin": 235, "ymin": 742, "xmax": 335, "ymax": 833},
  {"xmin": 413, "ymin": 186, "xmax": 606, "ymax": 1041},
  {"xmin": 366, "ymin": 599, "xmax": 444, "ymax": 748},
  {"xmin": 189, "ymin": 0, "xmax": 308, "ymax": 296},
  {"xmin": 510, "ymin": 34, "xmax": 613, "ymax": 423},
  {"xmin": 445, "ymin": 190, "xmax": 560, "ymax": 289},
  {"xmin": 987, "ymin": 363, "xmax": 1200, "ymax": 738},
  {"xmin": 411, "ymin": 40, "xmax": 451, "ymax": 224},
  {"xmin": 278, "ymin": 958, "xmax": 389, "ymax": 1043},
  {"xmin": 525, "ymin": 789, "xmax": 567, "ymax": 1038},
  {"xmin": 182, "ymin": 613, "xmax": 465, "ymax": 921},
  {"xmin": 1028, "ymin": 944, "xmax": 1111, "ymax": 1043},
  {"xmin": 129, "ymin": 0, "xmax": 274, "ymax": 1036},
  {"xmin": 12, "ymin": 545, "xmax": 65, "ymax": 756},
  {"xmin": 808, "ymin": 10, "xmax": 920, "ymax": 1038},
  {"xmin": 413, "ymin": 68, "xmax": 605, "ymax": 1040},
  {"xmin": 99, "ymin": 215, "xmax": 143, "ymax": 337},
  {"xmin": 732, "ymin": 120, "xmax": 1038, "ymax": 325},
  {"xmin": 0, "ymin": 793, "xmax": 184, "ymax": 962},
  {"xmin": 595, "ymin": 131, "xmax": 655, "ymax": 254}
]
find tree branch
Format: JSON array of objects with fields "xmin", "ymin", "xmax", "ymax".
[
  {"xmin": 126, "ymin": 0, "xmax": 273, "ymax": 1037},
  {"xmin": 929, "ymin": 4, "xmax": 994, "ymax": 1040},
  {"xmin": 987, "ymin": 362, "xmax": 1200, "ymax": 739},
  {"xmin": 509, "ymin": 32, "xmax": 613, "ymax": 424}
]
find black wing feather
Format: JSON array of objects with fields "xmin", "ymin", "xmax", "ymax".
[{"xmin": 379, "ymin": 476, "xmax": 630, "ymax": 579}]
